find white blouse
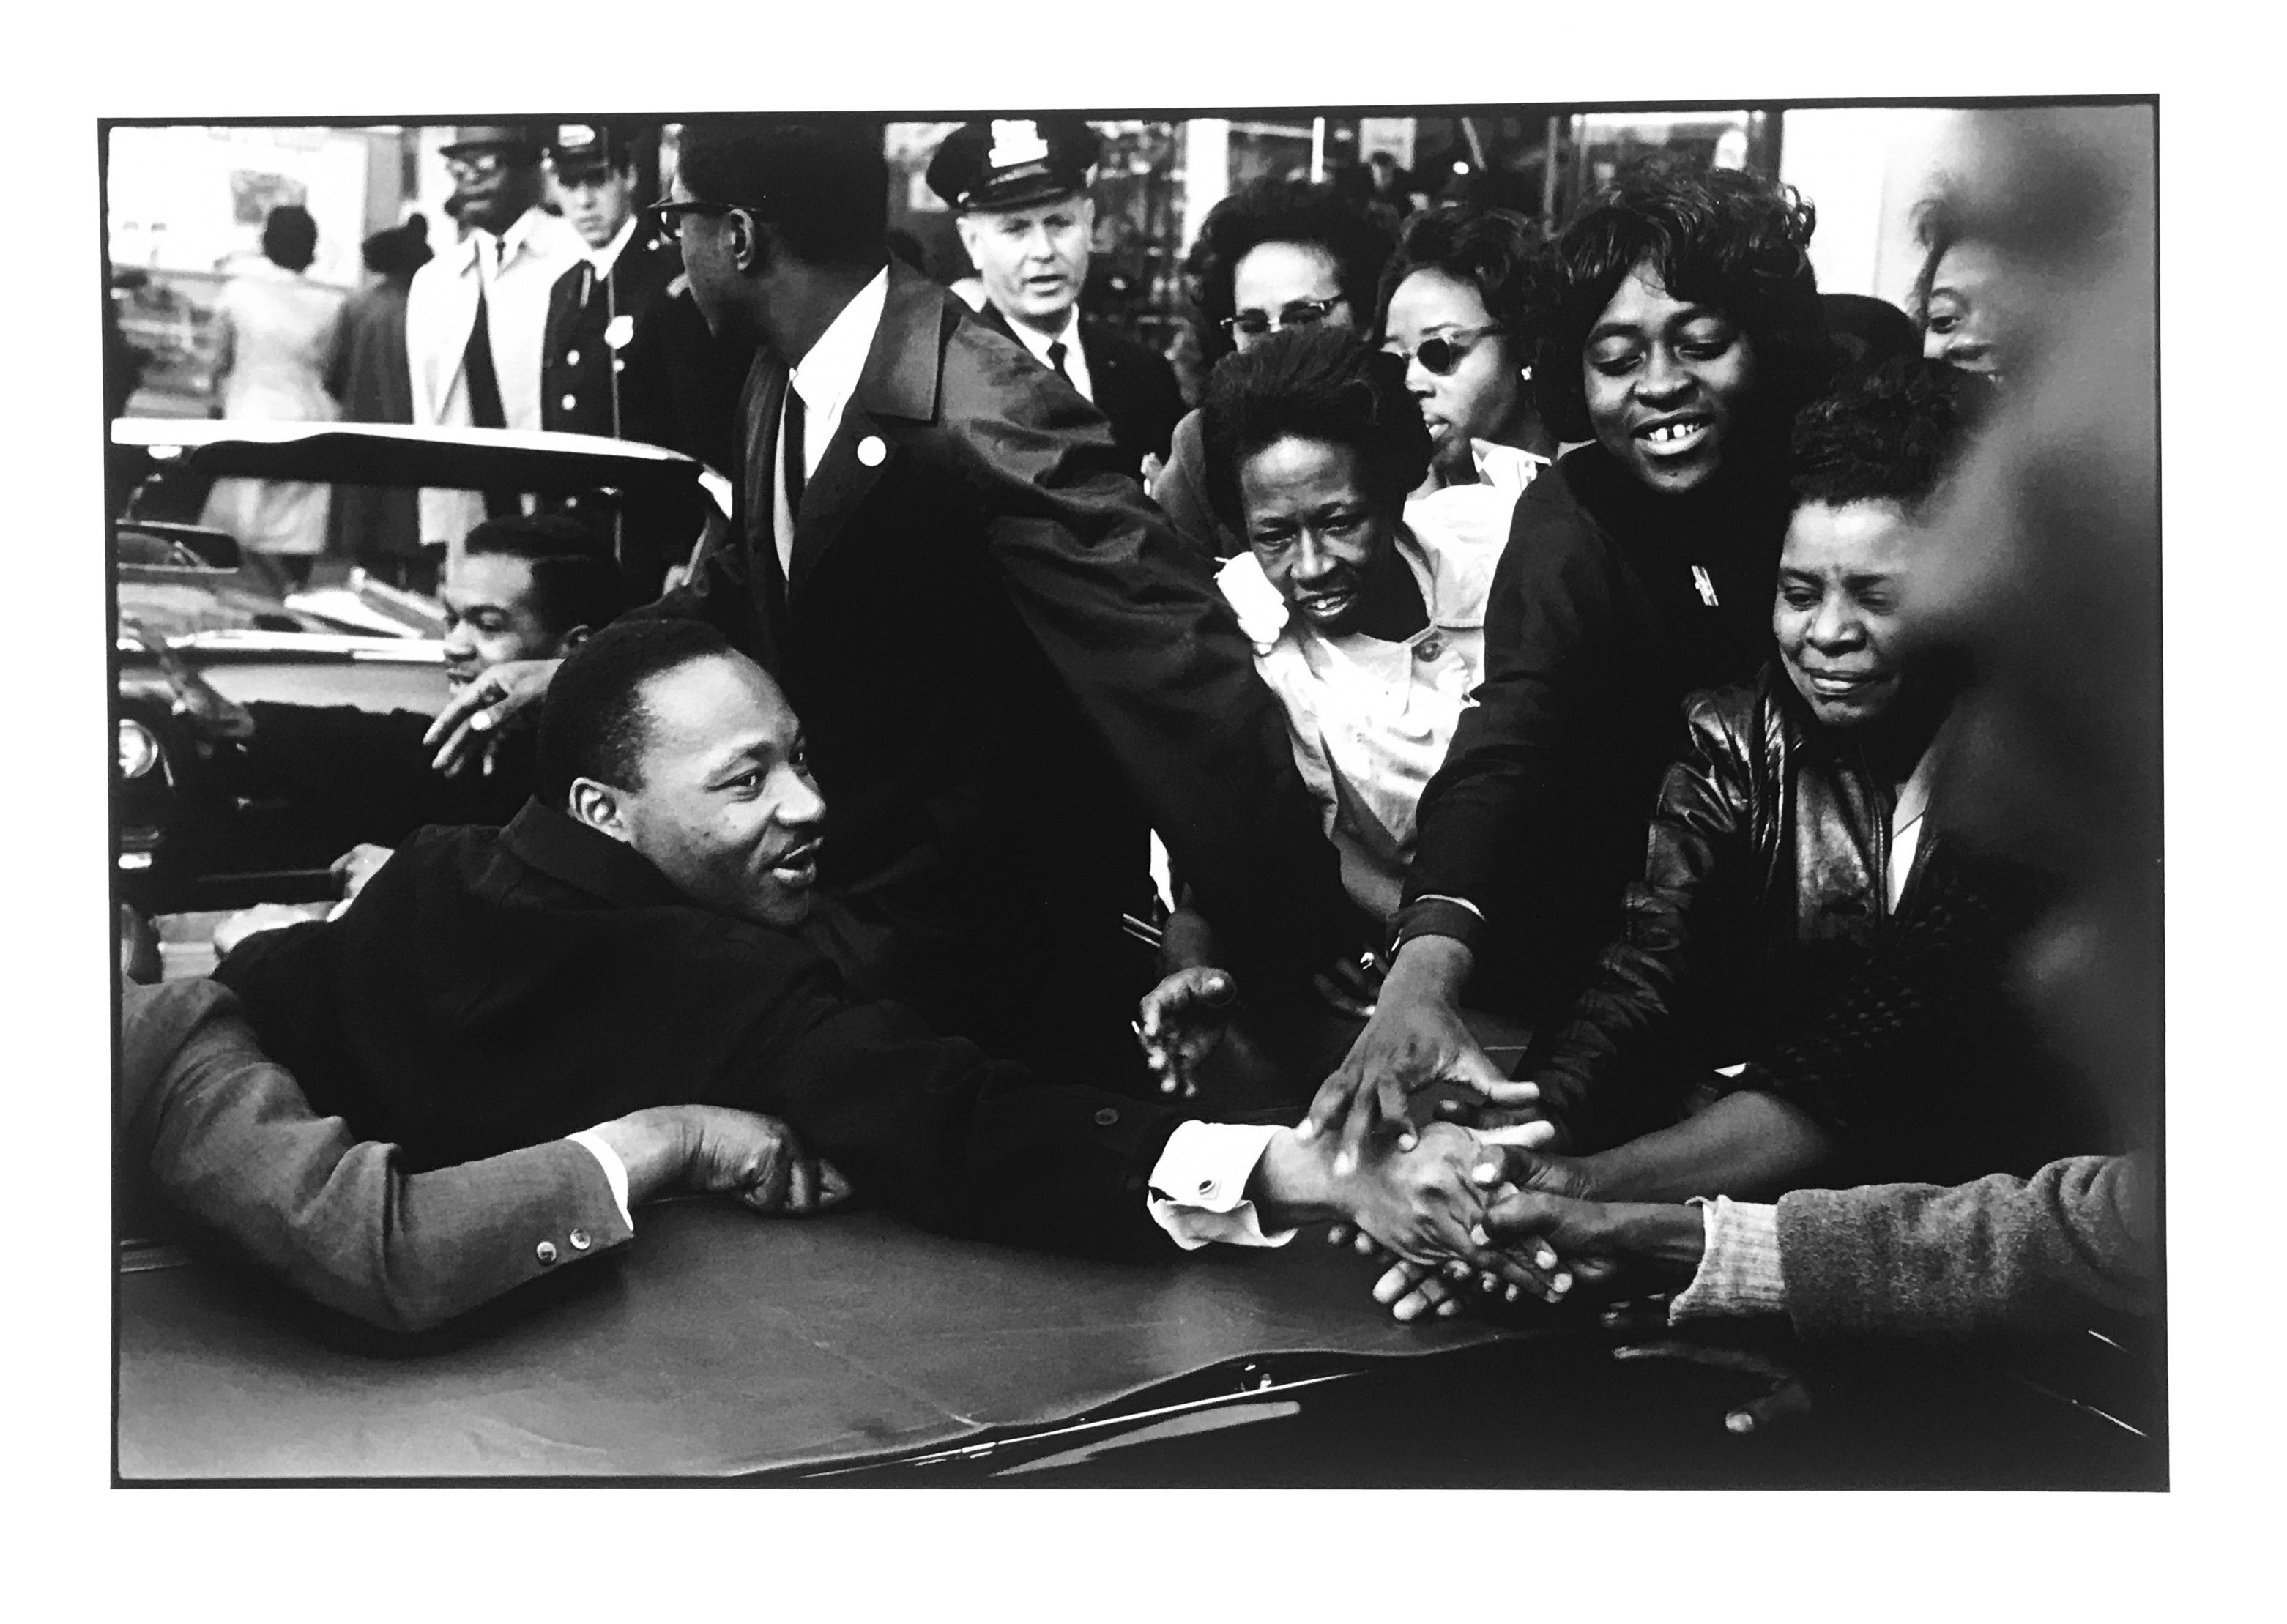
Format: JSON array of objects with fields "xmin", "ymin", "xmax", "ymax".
[{"xmin": 1217, "ymin": 480, "xmax": 1520, "ymax": 927}]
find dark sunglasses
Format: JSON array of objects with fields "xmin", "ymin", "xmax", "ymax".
[
  {"xmin": 1383, "ymin": 324, "xmax": 1504, "ymax": 377},
  {"xmin": 1221, "ymin": 294, "xmax": 1347, "ymax": 339}
]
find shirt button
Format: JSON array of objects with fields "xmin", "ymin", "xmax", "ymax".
[
  {"xmin": 560, "ymin": 392, "xmax": 578, "ymax": 411},
  {"xmin": 1093, "ymin": 1106, "xmax": 1120, "ymax": 1127},
  {"xmin": 568, "ymin": 1229, "xmax": 592, "ymax": 1251},
  {"xmin": 565, "ymin": 348, "xmax": 581, "ymax": 366},
  {"xmin": 534, "ymin": 1240, "xmax": 558, "ymax": 1267},
  {"xmin": 1197, "ymin": 1178, "xmax": 1216, "ymax": 1198}
]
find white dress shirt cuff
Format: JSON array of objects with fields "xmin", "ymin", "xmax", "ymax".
[
  {"xmin": 1667, "ymin": 1196, "xmax": 1787, "ymax": 1322},
  {"xmin": 565, "ymin": 1130, "xmax": 636, "ymax": 1231},
  {"xmin": 1147, "ymin": 1121, "xmax": 1298, "ymax": 1251}
]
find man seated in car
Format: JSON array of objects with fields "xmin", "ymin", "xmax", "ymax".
[
  {"xmin": 169, "ymin": 513, "xmax": 622, "ymax": 948},
  {"xmin": 209, "ymin": 619, "xmax": 1546, "ymax": 1277}
]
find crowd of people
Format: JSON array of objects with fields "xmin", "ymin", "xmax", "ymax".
[{"xmin": 119, "ymin": 107, "xmax": 2157, "ymax": 1412}]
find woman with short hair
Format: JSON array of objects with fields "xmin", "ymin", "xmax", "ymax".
[
  {"xmin": 1306, "ymin": 157, "xmax": 1838, "ymax": 1160},
  {"xmin": 1374, "ymin": 203, "xmax": 1555, "ymax": 496},
  {"xmin": 1149, "ymin": 179, "xmax": 1397, "ymax": 559}
]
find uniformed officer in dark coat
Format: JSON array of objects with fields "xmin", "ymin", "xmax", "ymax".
[
  {"xmin": 539, "ymin": 123, "xmax": 749, "ymax": 597},
  {"xmin": 926, "ymin": 117, "xmax": 1185, "ymax": 483}
]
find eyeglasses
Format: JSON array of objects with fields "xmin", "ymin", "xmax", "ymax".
[
  {"xmin": 1383, "ymin": 324, "xmax": 1505, "ymax": 378},
  {"xmin": 644, "ymin": 198, "xmax": 774, "ymax": 241},
  {"xmin": 1221, "ymin": 294, "xmax": 1346, "ymax": 340},
  {"xmin": 444, "ymin": 151, "xmax": 512, "ymax": 185}
]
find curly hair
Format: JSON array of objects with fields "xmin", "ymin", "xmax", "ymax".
[
  {"xmin": 1199, "ymin": 326, "xmax": 1432, "ymax": 528},
  {"xmin": 1189, "ymin": 179, "xmax": 1398, "ymax": 366},
  {"xmin": 1372, "ymin": 203, "xmax": 1544, "ymax": 344},
  {"xmin": 1790, "ymin": 356, "xmax": 1987, "ymax": 512},
  {"xmin": 1532, "ymin": 157, "xmax": 1832, "ymax": 444}
]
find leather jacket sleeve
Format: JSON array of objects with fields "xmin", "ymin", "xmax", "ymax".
[{"xmin": 1531, "ymin": 691, "xmax": 1760, "ymax": 1150}]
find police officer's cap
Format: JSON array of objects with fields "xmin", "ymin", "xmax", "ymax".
[
  {"xmin": 926, "ymin": 117, "xmax": 1100, "ymax": 213},
  {"xmin": 547, "ymin": 123, "xmax": 639, "ymax": 177},
  {"xmin": 441, "ymin": 124, "xmax": 542, "ymax": 160}
]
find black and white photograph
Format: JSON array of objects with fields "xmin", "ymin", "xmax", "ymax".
[{"xmin": 21, "ymin": 5, "xmax": 2275, "ymax": 1609}]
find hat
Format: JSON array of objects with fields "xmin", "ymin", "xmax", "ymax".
[
  {"xmin": 546, "ymin": 122, "xmax": 637, "ymax": 175},
  {"xmin": 925, "ymin": 117, "xmax": 1099, "ymax": 212},
  {"xmin": 440, "ymin": 124, "xmax": 540, "ymax": 159}
]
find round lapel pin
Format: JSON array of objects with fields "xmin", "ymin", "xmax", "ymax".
[{"xmin": 857, "ymin": 435, "xmax": 888, "ymax": 467}]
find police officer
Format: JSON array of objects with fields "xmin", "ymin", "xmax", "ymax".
[
  {"xmin": 540, "ymin": 122, "xmax": 679, "ymax": 442},
  {"xmin": 926, "ymin": 117, "xmax": 1184, "ymax": 481}
]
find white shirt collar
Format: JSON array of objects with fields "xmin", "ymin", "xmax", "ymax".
[
  {"xmin": 1003, "ymin": 305, "xmax": 1082, "ymax": 368},
  {"xmin": 789, "ymin": 266, "xmax": 890, "ymax": 414},
  {"xmin": 585, "ymin": 215, "xmax": 639, "ymax": 280},
  {"xmin": 456, "ymin": 205, "xmax": 554, "ymax": 275}
]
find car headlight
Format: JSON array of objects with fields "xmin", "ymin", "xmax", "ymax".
[{"xmin": 118, "ymin": 717, "xmax": 162, "ymax": 780}]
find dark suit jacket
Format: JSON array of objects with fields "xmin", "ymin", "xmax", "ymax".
[
  {"xmin": 649, "ymin": 262, "xmax": 1352, "ymax": 1067},
  {"xmin": 121, "ymin": 979, "xmax": 631, "ymax": 1333},
  {"xmin": 973, "ymin": 300, "xmax": 1186, "ymax": 476},
  {"xmin": 215, "ymin": 802, "xmax": 1188, "ymax": 1261}
]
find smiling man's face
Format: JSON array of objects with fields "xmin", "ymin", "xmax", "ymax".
[
  {"xmin": 607, "ymin": 653, "xmax": 828, "ymax": 928},
  {"xmin": 1583, "ymin": 261, "xmax": 1758, "ymax": 498}
]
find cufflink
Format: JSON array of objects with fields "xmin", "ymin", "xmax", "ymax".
[
  {"xmin": 535, "ymin": 1240, "xmax": 559, "ymax": 1266},
  {"xmin": 568, "ymin": 1229, "xmax": 592, "ymax": 1251}
]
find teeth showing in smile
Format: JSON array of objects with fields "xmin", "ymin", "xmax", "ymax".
[{"xmin": 1641, "ymin": 420, "xmax": 1704, "ymax": 444}]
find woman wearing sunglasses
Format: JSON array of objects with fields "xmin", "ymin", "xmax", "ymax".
[
  {"xmin": 1148, "ymin": 179, "xmax": 1397, "ymax": 559},
  {"xmin": 1135, "ymin": 327, "xmax": 1526, "ymax": 1099},
  {"xmin": 1301, "ymin": 157, "xmax": 1837, "ymax": 1170},
  {"xmin": 1376, "ymin": 204, "xmax": 1557, "ymax": 499}
]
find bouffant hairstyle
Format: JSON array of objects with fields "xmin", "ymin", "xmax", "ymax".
[
  {"xmin": 1372, "ymin": 203, "xmax": 1545, "ymax": 346},
  {"xmin": 1532, "ymin": 158, "xmax": 1832, "ymax": 444},
  {"xmin": 261, "ymin": 205, "xmax": 318, "ymax": 273},
  {"xmin": 461, "ymin": 513, "xmax": 628, "ymax": 638},
  {"xmin": 1189, "ymin": 179, "xmax": 1397, "ymax": 366},
  {"xmin": 536, "ymin": 618, "xmax": 739, "ymax": 806},
  {"xmin": 1199, "ymin": 325, "xmax": 1434, "ymax": 528},
  {"xmin": 675, "ymin": 116, "xmax": 888, "ymax": 266},
  {"xmin": 1790, "ymin": 356, "xmax": 1986, "ymax": 513}
]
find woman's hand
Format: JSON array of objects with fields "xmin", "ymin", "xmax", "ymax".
[{"xmin": 1134, "ymin": 966, "xmax": 1237, "ymax": 1098}]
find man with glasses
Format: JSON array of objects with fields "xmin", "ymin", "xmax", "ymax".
[
  {"xmin": 429, "ymin": 116, "xmax": 1358, "ymax": 1100},
  {"xmin": 405, "ymin": 125, "xmax": 583, "ymax": 563},
  {"xmin": 924, "ymin": 116, "xmax": 1183, "ymax": 483}
]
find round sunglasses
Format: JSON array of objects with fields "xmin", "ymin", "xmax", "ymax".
[{"xmin": 1383, "ymin": 323, "xmax": 1506, "ymax": 377}]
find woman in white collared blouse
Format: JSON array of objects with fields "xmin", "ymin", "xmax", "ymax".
[{"xmin": 1134, "ymin": 327, "xmax": 1523, "ymax": 1098}]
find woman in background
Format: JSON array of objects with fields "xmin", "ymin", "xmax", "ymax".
[
  {"xmin": 200, "ymin": 204, "xmax": 343, "ymax": 595},
  {"xmin": 325, "ymin": 219, "xmax": 433, "ymax": 590}
]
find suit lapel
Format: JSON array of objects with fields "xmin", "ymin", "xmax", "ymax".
[{"xmin": 786, "ymin": 264, "xmax": 950, "ymax": 595}]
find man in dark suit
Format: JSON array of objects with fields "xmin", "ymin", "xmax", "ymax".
[
  {"xmin": 925, "ymin": 116, "xmax": 1186, "ymax": 482},
  {"xmin": 428, "ymin": 117, "xmax": 1357, "ymax": 1090},
  {"xmin": 230, "ymin": 621, "xmax": 1522, "ymax": 1271}
]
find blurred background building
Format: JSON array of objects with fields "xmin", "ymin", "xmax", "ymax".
[{"xmin": 105, "ymin": 106, "xmax": 1974, "ymax": 418}]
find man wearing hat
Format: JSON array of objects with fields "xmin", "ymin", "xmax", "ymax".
[
  {"xmin": 926, "ymin": 117, "xmax": 1183, "ymax": 482},
  {"xmin": 540, "ymin": 123, "xmax": 679, "ymax": 444},
  {"xmin": 404, "ymin": 125, "xmax": 584, "ymax": 561}
]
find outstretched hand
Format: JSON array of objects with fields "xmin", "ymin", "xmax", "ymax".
[
  {"xmin": 1134, "ymin": 966, "xmax": 1237, "ymax": 1098},
  {"xmin": 423, "ymin": 658, "xmax": 561, "ymax": 778},
  {"xmin": 677, "ymin": 1105, "xmax": 852, "ymax": 1215},
  {"xmin": 1302, "ymin": 986, "xmax": 1518, "ymax": 1178}
]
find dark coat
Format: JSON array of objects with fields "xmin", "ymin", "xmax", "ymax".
[
  {"xmin": 539, "ymin": 228, "xmax": 683, "ymax": 441},
  {"xmin": 1397, "ymin": 444, "xmax": 1794, "ymax": 1018},
  {"xmin": 648, "ymin": 262, "xmax": 1353, "ymax": 1073},
  {"xmin": 224, "ymin": 703, "xmax": 531, "ymax": 854},
  {"xmin": 973, "ymin": 300, "xmax": 1187, "ymax": 477},
  {"xmin": 213, "ymin": 801, "xmax": 1188, "ymax": 1261},
  {"xmin": 1528, "ymin": 666, "xmax": 1940, "ymax": 1151}
]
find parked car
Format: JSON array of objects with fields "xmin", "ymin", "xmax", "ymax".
[{"xmin": 110, "ymin": 419, "xmax": 729, "ymax": 915}]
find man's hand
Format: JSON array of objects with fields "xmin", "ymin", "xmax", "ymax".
[
  {"xmin": 1369, "ymin": 1141, "xmax": 1599, "ymax": 1320},
  {"xmin": 212, "ymin": 902, "xmax": 330, "ymax": 959},
  {"xmin": 1332, "ymin": 1120, "xmax": 1504, "ymax": 1269},
  {"xmin": 1302, "ymin": 938, "xmax": 1514, "ymax": 1176},
  {"xmin": 1135, "ymin": 966, "xmax": 1236, "ymax": 1098},
  {"xmin": 598, "ymin": 1105, "xmax": 852, "ymax": 1216},
  {"xmin": 423, "ymin": 658, "xmax": 562, "ymax": 778}
]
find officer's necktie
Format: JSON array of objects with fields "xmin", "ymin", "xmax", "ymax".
[
  {"xmin": 1046, "ymin": 340, "xmax": 1069, "ymax": 382},
  {"xmin": 463, "ymin": 245, "xmax": 518, "ymax": 518},
  {"xmin": 573, "ymin": 260, "xmax": 596, "ymax": 310}
]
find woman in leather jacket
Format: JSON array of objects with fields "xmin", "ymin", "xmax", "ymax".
[{"xmin": 1519, "ymin": 358, "xmax": 1985, "ymax": 1155}]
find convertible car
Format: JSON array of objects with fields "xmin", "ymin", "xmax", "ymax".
[{"xmin": 109, "ymin": 420, "xmax": 729, "ymax": 915}]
